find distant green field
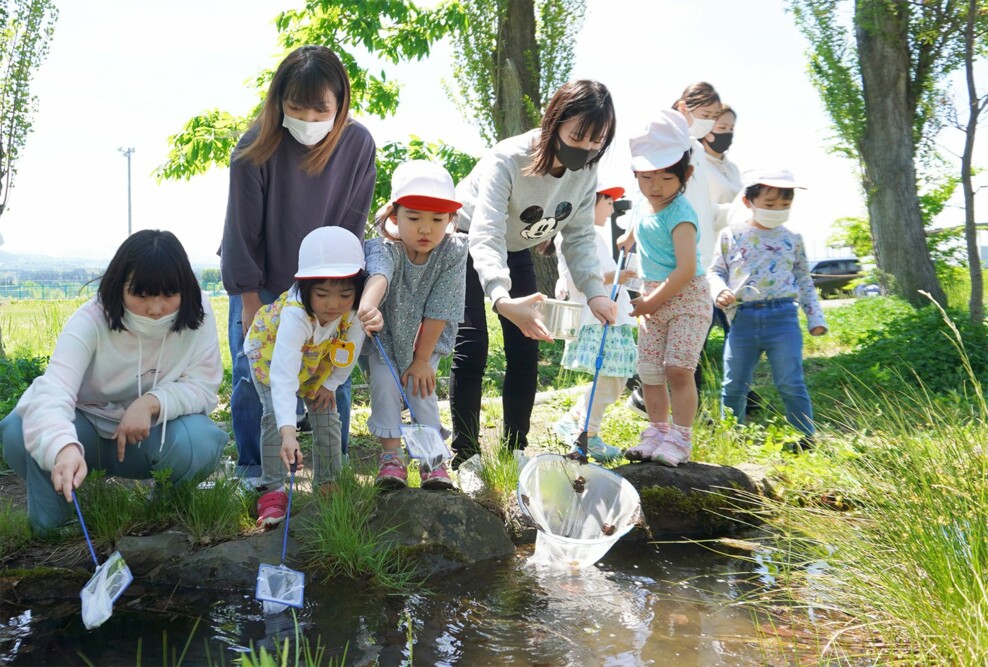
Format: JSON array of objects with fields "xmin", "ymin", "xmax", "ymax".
[{"xmin": 0, "ymin": 297, "xmax": 232, "ymax": 372}]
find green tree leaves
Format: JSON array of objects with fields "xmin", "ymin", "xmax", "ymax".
[{"xmin": 0, "ymin": 0, "xmax": 57, "ymax": 217}]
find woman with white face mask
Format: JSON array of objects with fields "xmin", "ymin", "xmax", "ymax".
[
  {"xmin": 0, "ymin": 230, "xmax": 228, "ymax": 535},
  {"xmin": 221, "ymin": 45, "xmax": 377, "ymax": 479}
]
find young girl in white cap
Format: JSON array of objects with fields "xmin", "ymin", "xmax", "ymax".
[
  {"xmin": 622, "ymin": 110, "xmax": 713, "ymax": 467},
  {"xmin": 708, "ymin": 168, "xmax": 826, "ymax": 443},
  {"xmin": 357, "ymin": 160, "xmax": 468, "ymax": 489},
  {"xmin": 552, "ymin": 181, "xmax": 638, "ymax": 462},
  {"xmin": 246, "ymin": 227, "xmax": 367, "ymax": 526}
]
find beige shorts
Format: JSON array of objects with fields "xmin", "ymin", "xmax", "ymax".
[{"xmin": 637, "ymin": 276, "xmax": 712, "ymax": 385}]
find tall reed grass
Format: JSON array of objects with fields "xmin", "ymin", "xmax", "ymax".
[{"xmin": 753, "ymin": 301, "xmax": 988, "ymax": 663}]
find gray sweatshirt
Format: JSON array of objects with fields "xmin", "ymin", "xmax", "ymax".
[
  {"xmin": 455, "ymin": 130, "xmax": 605, "ymax": 304},
  {"xmin": 221, "ymin": 120, "xmax": 377, "ymax": 296}
]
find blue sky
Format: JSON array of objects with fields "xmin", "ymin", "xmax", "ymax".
[{"xmin": 2, "ymin": 0, "xmax": 984, "ymax": 265}]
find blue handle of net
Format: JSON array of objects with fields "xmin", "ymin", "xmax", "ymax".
[
  {"xmin": 72, "ymin": 490, "xmax": 99, "ymax": 567},
  {"xmin": 280, "ymin": 457, "xmax": 298, "ymax": 566},
  {"xmin": 581, "ymin": 248, "xmax": 627, "ymax": 437},
  {"xmin": 372, "ymin": 333, "xmax": 419, "ymax": 425}
]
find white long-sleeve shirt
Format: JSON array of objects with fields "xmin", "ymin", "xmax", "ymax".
[
  {"xmin": 16, "ymin": 295, "xmax": 222, "ymax": 471},
  {"xmin": 705, "ymin": 152, "xmax": 742, "ymax": 232},
  {"xmin": 261, "ymin": 297, "xmax": 365, "ymax": 431}
]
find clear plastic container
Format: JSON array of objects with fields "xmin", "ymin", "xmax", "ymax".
[{"xmin": 536, "ymin": 299, "xmax": 584, "ymax": 340}]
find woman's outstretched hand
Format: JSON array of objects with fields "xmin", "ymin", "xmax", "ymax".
[{"xmin": 495, "ymin": 293, "xmax": 553, "ymax": 342}]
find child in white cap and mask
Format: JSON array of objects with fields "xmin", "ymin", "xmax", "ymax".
[{"xmin": 707, "ymin": 168, "xmax": 826, "ymax": 443}]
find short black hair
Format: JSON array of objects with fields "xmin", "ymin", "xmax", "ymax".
[
  {"xmin": 663, "ymin": 149, "xmax": 693, "ymax": 196},
  {"xmin": 744, "ymin": 184, "xmax": 795, "ymax": 202},
  {"xmin": 295, "ymin": 270, "xmax": 367, "ymax": 319},
  {"xmin": 98, "ymin": 229, "xmax": 204, "ymax": 333}
]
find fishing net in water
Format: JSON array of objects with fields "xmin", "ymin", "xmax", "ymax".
[
  {"xmin": 517, "ymin": 453, "xmax": 641, "ymax": 568},
  {"xmin": 256, "ymin": 563, "xmax": 305, "ymax": 614},
  {"xmin": 80, "ymin": 550, "xmax": 133, "ymax": 630}
]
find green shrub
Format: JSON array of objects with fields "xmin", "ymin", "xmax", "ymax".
[
  {"xmin": 811, "ymin": 303, "xmax": 988, "ymax": 398},
  {"xmin": 0, "ymin": 355, "xmax": 47, "ymax": 420}
]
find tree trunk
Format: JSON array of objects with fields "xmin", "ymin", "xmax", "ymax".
[
  {"xmin": 495, "ymin": 0, "xmax": 540, "ymax": 139},
  {"xmin": 495, "ymin": 0, "xmax": 559, "ymax": 295},
  {"xmin": 962, "ymin": 0, "xmax": 984, "ymax": 324},
  {"xmin": 855, "ymin": 0, "xmax": 946, "ymax": 307}
]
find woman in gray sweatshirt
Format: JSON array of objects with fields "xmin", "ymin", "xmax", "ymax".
[
  {"xmin": 221, "ymin": 45, "xmax": 377, "ymax": 479},
  {"xmin": 450, "ymin": 80, "xmax": 619, "ymax": 460}
]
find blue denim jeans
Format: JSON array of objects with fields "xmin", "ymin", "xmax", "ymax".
[
  {"xmin": 720, "ymin": 300, "xmax": 814, "ymax": 436},
  {"xmin": 1, "ymin": 410, "xmax": 227, "ymax": 534},
  {"xmin": 228, "ymin": 294, "xmax": 352, "ymax": 477}
]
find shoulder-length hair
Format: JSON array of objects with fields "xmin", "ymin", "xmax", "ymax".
[
  {"xmin": 98, "ymin": 230, "xmax": 205, "ymax": 333},
  {"xmin": 527, "ymin": 80, "xmax": 616, "ymax": 177},
  {"xmin": 236, "ymin": 45, "xmax": 352, "ymax": 176}
]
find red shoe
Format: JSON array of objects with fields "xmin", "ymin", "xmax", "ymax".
[
  {"xmin": 256, "ymin": 490, "xmax": 288, "ymax": 528},
  {"xmin": 420, "ymin": 465, "xmax": 455, "ymax": 490},
  {"xmin": 376, "ymin": 452, "xmax": 408, "ymax": 490}
]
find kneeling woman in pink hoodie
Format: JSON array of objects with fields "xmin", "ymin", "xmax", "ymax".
[{"xmin": 0, "ymin": 230, "xmax": 227, "ymax": 535}]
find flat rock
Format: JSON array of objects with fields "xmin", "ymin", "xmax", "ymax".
[
  {"xmin": 370, "ymin": 488, "xmax": 515, "ymax": 574},
  {"xmin": 615, "ymin": 461, "xmax": 768, "ymax": 538}
]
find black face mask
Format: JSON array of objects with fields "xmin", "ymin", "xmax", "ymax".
[
  {"xmin": 704, "ymin": 131, "xmax": 733, "ymax": 154},
  {"xmin": 555, "ymin": 137, "xmax": 600, "ymax": 171}
]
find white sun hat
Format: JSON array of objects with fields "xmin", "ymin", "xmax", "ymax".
[
  {"xmin": 629, "ymin": 110, "xmax": 692, "ymax": 172},
  {"xmin": 295, "ymin": 227, "xmax": 364, "ymax": 279},
  {"xmin": 742, "ymin": 167, "xmax": 807, "ymax": 189}
]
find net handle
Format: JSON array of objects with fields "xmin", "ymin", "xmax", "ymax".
[
  {"xmin": 72, "ymin": 490, "xmax": 99, "ymax": 567},
  {"xmin": 581, "ymin": 247, "xmax": 628, "ymax": 438}
]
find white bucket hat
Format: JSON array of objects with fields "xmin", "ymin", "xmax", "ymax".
[
  {"xmin": 391, "ymin": 159, "xmax": 462, "ymax": 213},
  {"xmin": 295, "ymin": 227, "xmax": 364, "ymax": 279},
  {"xmin": 629, "ymin": 110, "xmax": 692, "ymax": 172},
  {"xmin": 742, "ymin": 167, "xmax": 807, "ymax": 189}
]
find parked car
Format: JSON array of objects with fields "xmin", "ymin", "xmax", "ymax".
[{"xmin": 808, "ymin": 257, "xmax": 862, "ymax": 294}]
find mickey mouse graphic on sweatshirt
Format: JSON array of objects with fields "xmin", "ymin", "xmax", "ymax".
[{"xmin": 455, "ymin": 129, "xmax": 606, "ymax": 306}]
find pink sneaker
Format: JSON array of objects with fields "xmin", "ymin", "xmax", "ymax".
[
  {"xmin": 376, "ymin": 452, "xmax": 408, "ymax": 489},
  {"xmin": 624, "ymin": 426, "xmax": 666, "ymax": 462},
  {"xmin": 651, "ymin": 429, "xmax": 692, "ymax": 467},
  {"xmin": 256, "ymin": 490, "xmax": 288, "ymax": 528},
  {"xmin": 420, "ymin": 465, "xmax": 455, "ymax": 490}
]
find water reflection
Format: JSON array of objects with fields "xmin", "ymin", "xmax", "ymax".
[{"xmin": 2, "ymin": 540, "xmax": 773, "ymax": 665}]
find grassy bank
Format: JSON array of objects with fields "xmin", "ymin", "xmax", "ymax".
[{"xmin": 3, "ymin": 294, "xmax": 988, "ymax": 662}]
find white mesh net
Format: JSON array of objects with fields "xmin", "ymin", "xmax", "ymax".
[
  {"xmin": 517, "ymin": 454, "xmax": 641, "ymax": 569},
  {"xmin": 80, "ymin": 550, "xmax": 133, "ymax": 629}
]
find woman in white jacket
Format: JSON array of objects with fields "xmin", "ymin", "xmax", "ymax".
[{"xmin": 0, "ymin": 230, "xmax": 227, "ymax": 534}]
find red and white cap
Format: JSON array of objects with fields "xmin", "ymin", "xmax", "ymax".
[
  {"xmin": 391, "ymin": 160, "xmax": 462, "ymax": 213},
  {"xmin": 295, "ymin": 227, "xmax": 364, "ymax": 279},
  {"xmin": 596, "ymin": 179, "xmax": 625, "ymax": 200}
]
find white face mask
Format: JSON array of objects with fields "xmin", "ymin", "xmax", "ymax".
[
  {"xmin": 123, "ymin": 308, "xmax": 179, "ymax": 337},
  {"xmin": 751, "ymin": 206, "xmax": 791, "ymax": 228},
  {"xmin": 688, "ymin": 116, "xmax": 715, "ymax": 139},
  {"xmin": 282, "ymin": 114, "xmax": 335, "ymax": 146}
]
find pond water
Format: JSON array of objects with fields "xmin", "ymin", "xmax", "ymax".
[{"xmin": 1, "ymin": 539, "xmax": 781, "ymax": 665}]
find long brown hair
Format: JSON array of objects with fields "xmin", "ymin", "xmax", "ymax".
[
  {"xmin": 526, "ymin": 80, "xmax": 616, "ymax": 177},
  {"xmin": 237, "ymin": 45, "xmax": 352, "ymax": 175}
]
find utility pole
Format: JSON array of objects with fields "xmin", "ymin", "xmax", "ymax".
[{"xmin": 117, "ymin": 146, "xmax": 135, "ymax": 236}]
